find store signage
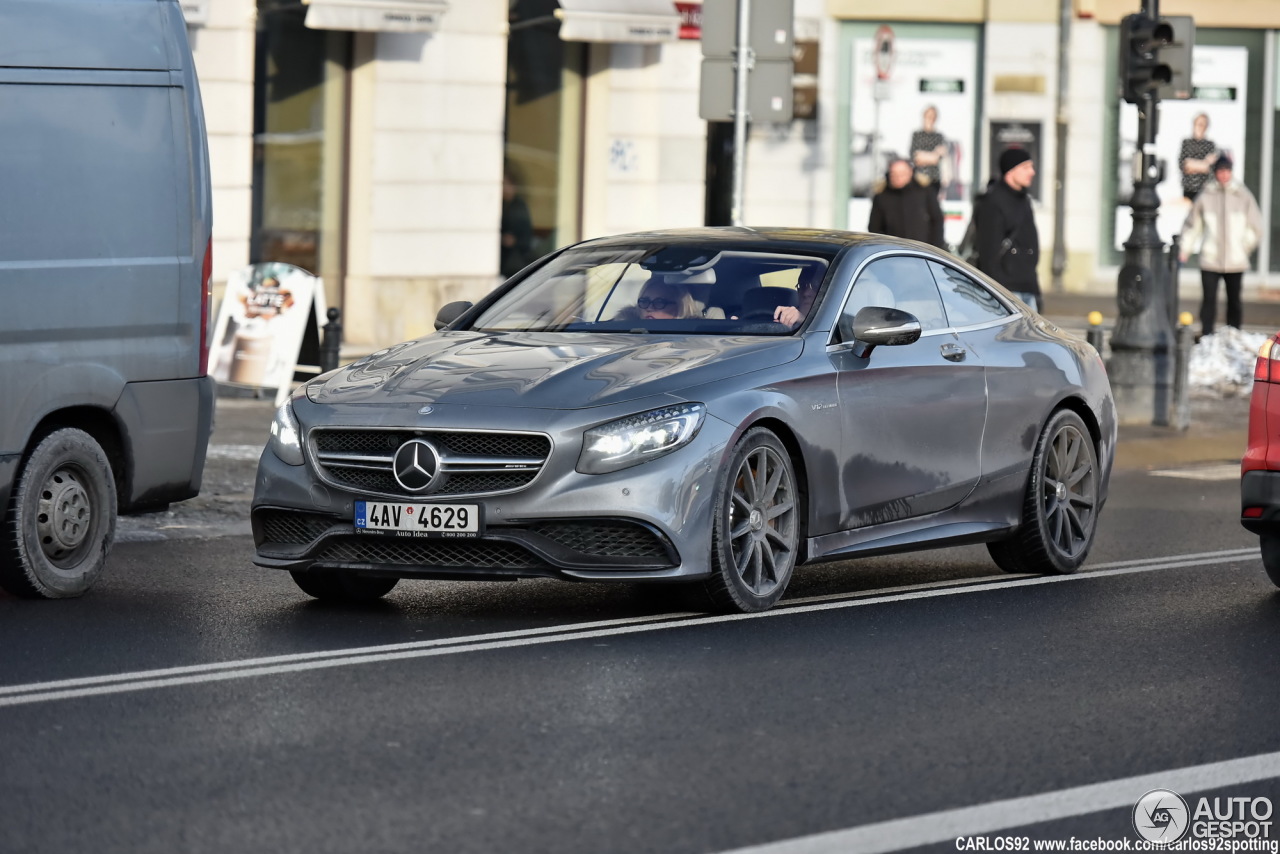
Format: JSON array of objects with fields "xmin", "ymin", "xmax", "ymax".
[
  {"xmin": 179, "ymin": 0, "xmax": 209, "ymax": 26},
  {"xmin": 303, "ymin": 0, "xmax": 448, "ymax": 33},
  {"xmin": 676, "ymin": 2, "xmax": 701, "ymax": 40}
]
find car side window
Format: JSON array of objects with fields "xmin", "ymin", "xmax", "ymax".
[
  {"xmin": 927, "ymin": 261, "xmax": 1012, "ymax": 327},
  {"xmin": 843, "ymin": 256, "xmax": 947, "ymax": 334}
]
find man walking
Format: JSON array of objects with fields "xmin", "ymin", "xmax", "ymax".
[
  {"xmin": 868, "ymin": 158, "xmax": 946, "ymax": 249},
  {"xmin": 1179, "ymin": 154, "xmax": 1262, "ymax": 336},
  {"xmin": 975, "ymin": 148, "xmax": 1041, "ymax": 312}
]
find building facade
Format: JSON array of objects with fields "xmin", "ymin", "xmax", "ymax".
[{"xmin": 184, "ymin": 0, "xmax": 1280, "ymax": 352}]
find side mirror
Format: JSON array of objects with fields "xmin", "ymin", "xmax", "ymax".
[
  {"xmin": 435, "ymin": 300, "xmax": 473, "ymax": 330},
  {"xmin": 850, "ymin": 306, "xmax": 922, "ymax": 358}
]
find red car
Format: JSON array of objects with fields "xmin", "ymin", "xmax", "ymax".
[{"xmin": 1242, "ymin": 333, "xmax": 1280, "ymax": 585}]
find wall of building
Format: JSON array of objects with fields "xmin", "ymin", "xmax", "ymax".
[
  {"xmin": 187, "ymin": 2, "xmax": 1280, "ymax": 355},
  {"xmin": 742, "ymin": 5, "xmax": 835, "ymax": 228},
  {"xmin": 343, "ymin": 0, "xmax": 508, "ymax": 347},
  {"xmin": 188, "ymin": 0, "xmax": 255, "ymax": 298},
  {"xmin": 582, "ymin": 40, "xmax": 706, "ymax": 239}
]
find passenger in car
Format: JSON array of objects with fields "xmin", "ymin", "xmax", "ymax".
[{"xmin": 615, "ymin": 280, "xmax": 700, "ymax": 320}]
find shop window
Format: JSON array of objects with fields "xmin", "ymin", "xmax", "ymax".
[{"xmin": 251, "ymin": 1, "xmax": 351, "ymax": 291}]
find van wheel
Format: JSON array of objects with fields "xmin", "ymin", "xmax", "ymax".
[
  {"xmin": 0, "ymin": 429, "xmax": 117, "ymax": 598},
  {"xmin": 290, "ymin": 570, "xmax": 398, "ymax": 603}
]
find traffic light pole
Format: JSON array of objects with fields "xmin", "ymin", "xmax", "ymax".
[{"xmin": 1110, "ymin": 0, "xmax": 1175, "ymax": 426}]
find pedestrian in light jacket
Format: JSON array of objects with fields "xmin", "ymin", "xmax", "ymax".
[
  {"xmin": 975, "ymin": 148, "xmax": 1040, "ymax": 312},
  {"xmin": 1179, "ymin": 154, "xmax": 1262, "ymax": 336},
  {"xmin": 867, "ymin": 158, "xmax": 946, "ymax": 250}
]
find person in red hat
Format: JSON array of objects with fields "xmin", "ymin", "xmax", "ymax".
[{"xmin": 974, "ymin": 147, "xmax": 1041, "ymax": 312}]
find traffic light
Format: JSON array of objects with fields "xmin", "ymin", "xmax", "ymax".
[
  {"xmin": 1155, "ymin": 16, "xmax": 1194, "ymax": 101},
  {"xmin": 1118, "ymin": 14, "xmax": 1194, "ymax": 103}
]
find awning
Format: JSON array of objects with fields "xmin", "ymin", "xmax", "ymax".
[
  {"xmin": 303, "ymin": 0, "xmax": 448, "ymax": 33},
  {"xmin": 555, "ymin": 0, "xmax": 680, "ymax": 44}
]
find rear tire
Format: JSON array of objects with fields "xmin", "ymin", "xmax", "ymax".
[
  {"xmin": 702, "ymin": 428, "xmax": 800, "ymax": 613},
  {"xmin": 988, "ymin": 409, "xmax": 1099, "ymax": 576},
  {"xmin": 0, "ymin": 428, "xmax": 117, "ymax": 599},
  {"xmin": 1260, "ymin": 536, "xmax": 1280, "ymax": 588},
  {"xmin": 290, "ymin": 570, "xmax": 398, "ymax": 603}
]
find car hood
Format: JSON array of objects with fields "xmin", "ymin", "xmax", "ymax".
[{"xmin": 307, "ymin": 331, "xmax": 802, "ymax": 409}]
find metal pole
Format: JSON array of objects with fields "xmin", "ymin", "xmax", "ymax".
[
  {"xmin": 729, "ymin": 0, "xmax": 752, "ymax": 227},
  {"xmin": 1050, "ymin": 0, "xmax": 1071, "ymax": 293},
  {"xmin": 1109, "ymin": 0, "xmax": 1175, "ymax": 426},
  {"xmin": 320, "ymin": 307, "xmax": 342, "ymax": 373}
]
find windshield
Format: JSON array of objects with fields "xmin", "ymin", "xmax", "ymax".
[{"xmin": 468, "ymin": 243, "xmax": 831, "ymax": 335}]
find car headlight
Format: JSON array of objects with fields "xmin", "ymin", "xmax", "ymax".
[
  {"xmin": 578, "ymin": 403, "xmax": 706, "ymax": 475},
  {"xmin": 269, "ymin": 399, "xmax": 305, "ymax": 466}
]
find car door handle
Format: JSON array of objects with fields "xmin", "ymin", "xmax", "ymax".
[{"xmin": 940, "ymin": 343, "xmax": 967, "ymax": 362}]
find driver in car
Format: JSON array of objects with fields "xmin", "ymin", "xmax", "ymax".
[{"xmin": 774, "ymin": 268, "xmax": 822, "ymax": 327}]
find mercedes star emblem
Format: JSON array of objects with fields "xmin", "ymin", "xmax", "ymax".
[{"xmin": 392, "ymin": 438, "xmax": 441, "ymax": 492}]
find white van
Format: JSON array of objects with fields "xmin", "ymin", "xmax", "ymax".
[{"xmin": 0, "ymin": 0, "xmax": 214, "ymax": 597}]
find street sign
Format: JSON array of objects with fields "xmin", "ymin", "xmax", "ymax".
[
  {"xmin": 873, "ymin": 25, "xmax": 894, "ymax": 81},
  {"xmin": 700, "ymin": 57, "xmax": 795, "ymax": 122},
  {"xmin": 699, "ymin": 0, "xmax": 795, "ymax": 122}
]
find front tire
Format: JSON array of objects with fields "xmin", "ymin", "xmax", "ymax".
[
  {"xmin": 290, "ymin": 570, "xmax": 399, "ymax": 603},
  {"xmin": 988, "ymin": 409, "xmax": 1099, "ymax": 576},
  {"xmin": 0, "ymin": 428, "xmax": 117, "ymax": 598},
  {"xmin": 702, "ymin": 428, "xmax": 800, "ymax": 613}
]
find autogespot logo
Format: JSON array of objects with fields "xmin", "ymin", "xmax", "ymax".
[
  {"xmin": 393, "ymin": 439, "xmax": 440, "ymax": 493},
  {"xmin": 1133, "ymin": 789, "xmax": 1191, "ymax": 843}
]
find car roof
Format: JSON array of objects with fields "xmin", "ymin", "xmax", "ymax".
[{"xmin": 572, "ymin": 227, "xmax": 904, "ymax": 260}]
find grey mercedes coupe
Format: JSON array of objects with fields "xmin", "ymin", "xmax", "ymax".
[{"xmin": 251, "ymin": 228, "xmax": 1116, "ymax": 613}]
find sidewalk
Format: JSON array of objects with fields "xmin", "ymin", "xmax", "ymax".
[{"xmin": 1040, "ymin": 281, "xmax": 1280, "ymax": 337}]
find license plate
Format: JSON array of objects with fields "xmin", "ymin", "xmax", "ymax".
[{"xmin": 354, "ymin": 501, "xmax": 482, "ymax": 538}]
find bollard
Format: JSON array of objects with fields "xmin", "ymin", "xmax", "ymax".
[
  {"xmin": 320, "ymin": 307, "xmax": 342, "ymax": 373},
  {"xmin": 1167, "ymin": 234, "xmax": 1182, "ymax": 331},
  {"xmin": 1170, "ymin": 310, "xmax": 1194, "ymax": 430},
  {"xmin": 1086, "ymin": 310, "xmax": 1105, "ymax": 355}
]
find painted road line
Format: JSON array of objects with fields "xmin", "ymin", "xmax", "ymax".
[
  {"xmin": 1149, "ymin": 463, "xmax": 1241, "ymax": 481},
  {"xmin": 716, "ymin": 750, "xmax": 1280, "ymax": 854},
  {"xmin": 0, "ymin": 547, "xmax": 1259, "ymax": 709}
]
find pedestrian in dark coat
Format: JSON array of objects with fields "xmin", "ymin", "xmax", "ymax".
[
  {"xmin": 867, "ymin": 158, "xmax": 946, "ymax": 249},
  {"xmin": 975, "ymin": 147, "xmax": 1041, "ymax": 312}
]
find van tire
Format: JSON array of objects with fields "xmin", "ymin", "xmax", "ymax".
[{"xmin": 0, "ymin": 429, "xmax": 117, "ymax": 598}]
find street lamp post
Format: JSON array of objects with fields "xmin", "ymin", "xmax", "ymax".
[{"xmin": 1109, "ymin": 0, "xmax": 1176, "ymax": 425}]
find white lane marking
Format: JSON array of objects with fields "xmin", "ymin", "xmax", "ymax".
[
  {"xmin": 1088, "ymin": 547, "xmax": 1257, "ymax": 569},
  {"xmin": 0, "ymin": 548, "xmax": 1260, "ymax": 709},
  {"xmin": 205, "ymin": 444, "xmax": 264, "ymax": 461},
  {"xmin": 716, "ymin": 751, "xmax": 1280, "ymax": 854},
  {"xmin": 1149, "ymin": 463, "xmax": 1241, "ymax": 481},
  {"xmin": 114, "ymin": 521, "xmax": 252, "ymax": 543}
]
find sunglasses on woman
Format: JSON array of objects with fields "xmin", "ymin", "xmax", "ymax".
[{"xmin": 636, "ymin": 297, "xmax": 673, "ymax": 310}]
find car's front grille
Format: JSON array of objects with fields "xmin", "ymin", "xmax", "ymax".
[
  {"xmin": 314, "ymin": 536, "xmax": 550, "ymax": 571},
  {"xmin": 255, "ymin": 509, "xmax": 675, "ymax": 571},
  {"xmin": 531, "ymin": 521, "xmax": 669, "ymax": 559},
  {"xmin": 310, "ymin": 428, "xmax": 552, "ymax": 499}
]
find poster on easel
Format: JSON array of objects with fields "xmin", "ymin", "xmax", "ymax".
[{"xmin": 207, "ymin": 262, "xmax": 327, "ymax": 406}]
